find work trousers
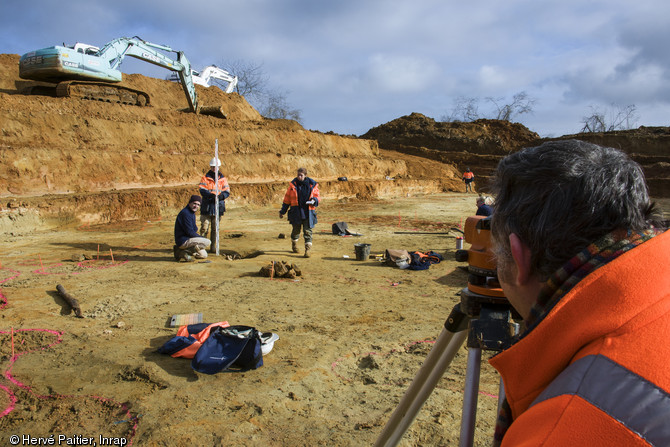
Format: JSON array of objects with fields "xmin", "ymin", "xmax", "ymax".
[
  {"xmin": 200, "ymin": 214, "xmax": 222, "ymax": 242},
  {"xmin": 291, "ymin": 219, "xmax": 313, "ymax": 243},
  {"xmin": 179, "ymin": 237, "xmax": 211, "ymax": 259}
]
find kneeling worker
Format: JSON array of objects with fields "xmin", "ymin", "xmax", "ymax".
[
  {"xmin": 279, "ymin": 167, "xmax": 320, "ymax": 258},
  {"xmin": 174, "ymin": 195, "xmax": 211, "ymax": 262}
]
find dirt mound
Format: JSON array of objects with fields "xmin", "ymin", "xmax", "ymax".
[
  {"xmin": 360, "ymin": 113, "xmax": 541, "ymax": 192},
  {"xmin": 0, "ymin": 54, "xmax": 463, "ymax": 232},
  {"xmin": 363, "ymin": 112, "xmax": 670, "ymax": 197},
  {"xmin": 361, "ymin": 112, "xmax": 541, "ymax": 156}
]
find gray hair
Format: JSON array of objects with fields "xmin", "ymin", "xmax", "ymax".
[{"xmin": 491, "ymin": 139, "xmax": 659, "ymax": 280}]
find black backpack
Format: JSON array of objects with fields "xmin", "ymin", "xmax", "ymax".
[{"xmin": 332, "ymin": 222, "xmax": 348, "ymax": 235}]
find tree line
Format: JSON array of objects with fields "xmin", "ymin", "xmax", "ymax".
[{"xmin": 440, "ymin": 91, "xmax": 639, "ymax": 133}]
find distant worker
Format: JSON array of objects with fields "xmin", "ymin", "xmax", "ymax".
[
  {"xmin": 174, "ymin": 195, "xmax": 211, "ymax": 262},
  {"xmin": 279, "ymin": 167, "xmax": 321, "ymax": 258},
  {"xmin": 198, "ymin": 158, "xmax": 230, "ymax": 249},
  {"xmin": 462, "ymin": 167, "xmax": 475, "ymax": 192},
  {"xmin": 488, "ymin": 140, "xmax": 669, "ymax": 446},
  {"xmin": 475, "ymin": 195, "xmax": 493, "ymax": 216}
]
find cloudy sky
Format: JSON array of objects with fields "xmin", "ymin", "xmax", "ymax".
[{"xmin": 2, "ymin": 0, "xmax": 668, "ymax": 137}]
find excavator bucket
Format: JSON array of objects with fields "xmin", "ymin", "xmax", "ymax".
[{"xmin": 199, "ymin": 105, "xmax": 227, "ymax": 119}]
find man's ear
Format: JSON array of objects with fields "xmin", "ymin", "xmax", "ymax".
[{"xmin": 509, "ymin": 233, "xmax": 533, "ymax": 285}]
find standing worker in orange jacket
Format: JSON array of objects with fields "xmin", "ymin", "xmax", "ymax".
[
  {"xmin": 279, "ymin": 167, "xmax": 320, "ymax": 258},
  {"xmin": 488, "ymin": 139, "xmax": 669, "ymax": 446},
  {"xmin": 198, "ymin": 158, "xmax": 230, "ymax": 247},
  {"xmin": 462, "ymin": 167, "xmax": 475, "ymax": 192}
]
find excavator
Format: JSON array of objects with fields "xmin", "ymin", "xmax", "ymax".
[
  {"xmin": 168, "ymin": 65, "xmax": 238, "ymax": 93},
  {"xmin": 18, "ymin": 36, "xmax": 228, "ymax": 117}
]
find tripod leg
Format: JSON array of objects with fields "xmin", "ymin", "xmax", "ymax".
[
  {"xmin": 374, "ymin": 328, "xmax": 468, "ymax": 447},
  {"xmin": 459, "ymin": 347, "xmax": 482, "ymax": 447},
  {"xmin": 496, "ymin": 379, "xmax": 506, "ymax": 416}
]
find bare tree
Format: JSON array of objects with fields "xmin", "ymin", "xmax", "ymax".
[
  {"xmin": 441, "ymin": 91, "xmax": 536, "ymax": 123},
  {"xmin": 219, "ymin": 59, "xmax": 268, "ymax": 98},
  {"xmin": 486, "ymin": 91, "xmax": 536, "ymax": 121},
  {"xmin": 440, "ymin": 96, "xmax": 480, "ymax": 122},
  {"xmin": 221, "ymin": 59, "xmax": 302, "ymax": 123},
  {"xmin": 259, "ymin": 91, "xmax": 303, "ymax": 123},
  {"xmin": 580, "ymin": 104, "xmax": 638, "ymax": 133}
]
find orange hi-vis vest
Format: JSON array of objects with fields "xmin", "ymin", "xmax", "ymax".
[
  {"xmin": 199, "ymin": 173, "xmax": 229, "ymax": 196},
  {"xmin": 463, "ymin": 171, "xmax": 474, "ymax": 180},
  {"xmin": 283, "ymin": 180, "xmax": 320, "ymax": 210},
  {"xmin": 489, "ymin": 230, "xmax": 670, "ymax": 446}
]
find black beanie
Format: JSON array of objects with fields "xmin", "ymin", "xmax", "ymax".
[{"xmin": 189, "ymin": 195, "xmax": 202, "ymax": 204}]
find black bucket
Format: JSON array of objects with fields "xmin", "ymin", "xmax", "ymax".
[{"xmin": 354, "ymin": 243, "xmax": 371, "ymax": 261}]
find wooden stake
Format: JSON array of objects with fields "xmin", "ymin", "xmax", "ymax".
[
  {"xmin": 11, "ymin": 327, "xmax": 14, "ymax": 358},
  {"xmin": 109, "ymin": 248, "xmax": 115, "ymax": 263},
  {"xmin": 97, "ymin": 244, "xmax": 100, "ymax": 261},
  {"xmin": 39, "ymin": 254, "xmax": 44, "ymax": 272}
]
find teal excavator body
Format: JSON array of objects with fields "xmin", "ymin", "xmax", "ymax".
[{"xmin": 19, "ymin": 36, "xmax": 200, "ymax": 112}]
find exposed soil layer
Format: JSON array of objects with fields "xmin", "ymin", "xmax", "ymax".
[{"xmin": 0, "ymin": 54, "xmax": 462, "ymax": 232}]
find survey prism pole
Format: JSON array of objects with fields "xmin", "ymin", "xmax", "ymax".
[{"xmin": 214, "ymin": 139, "xmax": 220, "ymax": 256}]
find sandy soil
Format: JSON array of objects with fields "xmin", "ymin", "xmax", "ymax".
[{"xmin": 0, "ymin": 192, "xmax": 514, "ymax": 446}]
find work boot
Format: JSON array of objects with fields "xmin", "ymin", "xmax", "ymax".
[
  {"xmin": 304, "ymin": 242, "xmax": 312, "ymax": 258},
  {"xmin": 179, "ymin": 253, "xmax": 194, "ymax": 262},
  {"xmin": 291, "ymin": 240, "xmax": 299, "ymax": 253},
  {"xmin": 173, "ymin": 245, "xmax": 179, "ymax": 261}
]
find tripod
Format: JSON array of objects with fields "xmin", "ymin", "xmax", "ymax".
[{"xmin": 374, "ymin": 288, "xmax": 520, "ymax": 447}]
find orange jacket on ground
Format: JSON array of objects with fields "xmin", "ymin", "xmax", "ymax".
[
  {"xmin": 172, "ymin": 321, "xmax": 230, "ymax": 358},
  {"xmin": 489, "ymin": 229, "xmax": 670, "ymax": 446}
]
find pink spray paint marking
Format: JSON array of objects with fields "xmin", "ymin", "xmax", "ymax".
[{"xmin": 0, "ymin": 328, "xmax": 138, "ymax": 444}]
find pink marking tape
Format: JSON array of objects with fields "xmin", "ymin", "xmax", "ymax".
[{"xmin": 0, "ymin": 328, "xmax": 138, "ymax": 443}]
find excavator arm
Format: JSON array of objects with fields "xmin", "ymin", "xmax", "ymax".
[
  {"xmin": 19, "ymin": 36, "xmax": 206, "ymax": 114},
  {"xmin": 96, "ymin": 37, "xmax": 198, "ymax": 112}
]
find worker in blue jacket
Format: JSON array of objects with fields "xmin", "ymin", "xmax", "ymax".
[
  {"xmin": 476, "ymin": 196, "xmax": 494, "ymax": 216},
  {"xmin": 174, "ymin": 195, "xmax": 211, "ymax": 262}
]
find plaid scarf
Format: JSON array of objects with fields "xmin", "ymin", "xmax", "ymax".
[{"xmin": 492, "ymin": 228, "xmax": 660, "ymax": 445}]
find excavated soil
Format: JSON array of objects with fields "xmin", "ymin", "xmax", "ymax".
[
  {"xmin": 0, "ymin": 51, "xmax": 669, "ymax": 446},
  {"xmin": 363, "ymin": 112, "xmax": 670, "ymax": 197}
]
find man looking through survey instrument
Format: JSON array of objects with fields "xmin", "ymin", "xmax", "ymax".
[{"xmin": 487, "ymin": 139, "xmax": 669, "ymax": 446}]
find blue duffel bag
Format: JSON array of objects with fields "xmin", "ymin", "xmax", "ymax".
[{"xmin": 191, "ymin": 325, "xmax": 263, "ymax": 374}]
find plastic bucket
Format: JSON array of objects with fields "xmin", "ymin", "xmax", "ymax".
[{"xmin": 354, "ymin": 243, "xmax": 371, "ymax": 261}]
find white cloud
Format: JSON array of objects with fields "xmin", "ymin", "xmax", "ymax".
[{"xmin": 2, "ymin": 0, "xmax": 669, "ymax": 136}]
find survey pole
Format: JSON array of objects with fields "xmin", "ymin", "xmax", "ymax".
[{"xmin": 214, "ymin": 139, "xmax": 220, "ymax": 256}]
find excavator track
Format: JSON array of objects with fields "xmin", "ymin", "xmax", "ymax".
[{"xmin": 55, "ymin": 81, "xmax": 151, "ymax": 107}]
